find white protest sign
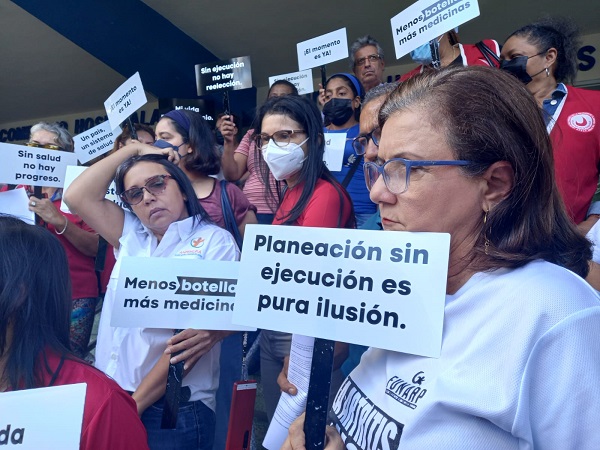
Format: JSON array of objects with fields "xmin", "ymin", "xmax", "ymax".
[
  {"xmin": 297, "ymin": 28, "xmax": 349, "ymax": 71},
  {"xmin": 112, "ymin": 257, "xmax": 255, "ymax": 331},
  {"xmin": 104, "ymin": 72, "xmax": 147, "ymax": 130},
  {"xmin": 233, "ymin": 225, "xmax": 450, "ymax": 357},
  {"xmin": 391, "ymin": 0, "xmax": 480, "ymax": 59},
  {"xmin": 195, "ymin": 56, "xmax": 253, "ymax": 95},
  {"xmin": 0, "ymin": 143, "xmax": 78, "ymax": 188},
  {"xmin": 322, "ymin": 133, "xmax": 347, "ymax": 172},
  {"xmin": 60, "ymin": 165, "xmax": 124, "ymax": 214},
  {"xmin": 268, "ymin": 69, "xmax": 314, "ymax": 96},
  {"xmin": 0, "ymin": 383, "xmax": 86, "ymax": 449},
  {"xmin": 0, "ymin": 187, "xmax": 34, "ymax": 224},
  {"xmin": 73, "ymin": 121, "xmax": 121, "ymax": 164}
]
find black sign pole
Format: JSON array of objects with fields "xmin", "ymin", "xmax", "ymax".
[
  {"xmin": 320, "ymin": 65, "xmax": 327, "ymax": 90},
  {"xmin": 161, "ymin": 329, "xmax": 185, "ymax": 429},
  {"xmin": 127, "ymin": 116, "xmax": 139, "ymax": 141},
  {"xmin": 303, "ymin": 337, "xmax": 335, "ymax": 450},
  {"xmin": 223, "ymin": 91, "xmax": 231, "ymax": 116},
  {"xmin": 33, "ymin": 185, "xmax": 43, "ymax": 225}
]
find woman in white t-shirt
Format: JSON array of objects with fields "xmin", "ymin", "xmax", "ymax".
[
  {"xmin": 283, "ymin": 67, "xmax": 600, "ymax": 449},
  {"xmin": 65, "ymin": 146, "xmax": 239, "ymax": 450}
]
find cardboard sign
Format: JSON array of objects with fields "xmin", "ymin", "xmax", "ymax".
[
  {"xmin": 61, "ymin": 166, "xmax": 124, "ymax": 214},
  {"xmin": 233, "ymin": 225, "xmax": 450, "ymax": 357},
  {"xmin": 0, "ymin": 143, "xmax": 78, "ymax": 188},
  {"xmin": 0, "ymin": 383, "xmax": 86, "ymax": 449},
  {"xmin": 112, "ymin": 257, "xmax": 255, "ymax": 331},
  {"xmin": 297, "ymin": 28, "xmax": 349, "ymax": 71},
  {"xmin": 196, "ymin": 56, "xmax": 253, "ymax": 96},
  {"xmin": 322, "ymin": 132, "xmax": 347, "ymax": 172},
  {"xmin": 268, "ymin": 69, "xmax": 314, "ymax": 96},
  {"xmin": 104, "ymin": 72, "xmax": 148, "ymax": 130},
  {"xmin": 73, "ymin": 121, "xmax": 120, "ymax": 164},
  {"xmin": 391, "ymin": 0, "xmax": 480, "ymax": 59},
  {"xmin": 0, "ymin": 187, "xmax": 34, "ymax": 224}
]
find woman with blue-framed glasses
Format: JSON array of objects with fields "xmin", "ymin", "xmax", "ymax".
[{"xmin": 283, "ymin": 66, "xmax": 600, "ymax": 450}]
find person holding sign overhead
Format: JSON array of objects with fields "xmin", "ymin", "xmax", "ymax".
[
  {"xmin": 400, "ymin": 28, "xmax": 499, "ymax": 81},
  {"xmin": 283, "ymin": 66, "xmax": 600, "ymax": 449},
  {"xmin": 0, "ymin": 215, "xmax": 148, "ymax": 450},
  {"xmin": 500, "ymin": 17, "xmax": 600, "ymax": 232},
  {"xmin": 323, "ymin": 73, "xmax": 376, "ymax": 227},
  {"xmin": 25, "ymin": 122, "xmax": 100, "ymax": 360},
  {"xmin": 64, "ymin": 145, "xmax": 239, "ymax": 450},
  {"xmin": 255, "ymin": 94, "xmax": 355, "ymax": 422}
]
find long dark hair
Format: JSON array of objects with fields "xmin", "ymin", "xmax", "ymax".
[
  {"xmin": 255, "ymin": 95, "xmax": 354, "ymax": 227},
  {"xmin": 0, "ymin": 215, "xmax": 72, "ymax": 389},
  {"xmin": 163, "ymin": 109, "xmax": 221, "ymax": 176},
  {"xmin": 506, "ymin": 16, "xmax": 581, "ymax": 84},
  {"xmin": 379, "ymin": 66, "xmax": 591, "ymax": 277},
  {"xmin": 115, "ymin": 154, "xmax": 212, "ymax": 225}
]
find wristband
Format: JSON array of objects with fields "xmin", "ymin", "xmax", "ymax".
[{"xmin": 55, "ymin": 216, "xmax": 68, "ymax": 235}]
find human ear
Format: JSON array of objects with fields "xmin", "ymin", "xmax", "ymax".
[
  {"xmin": 545, "ymin": 47, "xmax": 558, "ymax": 68},
  {"xmin": 481, "ymin": 161, "xmax": 514, "ymax": 211}
]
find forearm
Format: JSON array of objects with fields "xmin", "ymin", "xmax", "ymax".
[
  {"xmin": 58, "ymin": 217, "xmax": 99, "ymax": 257},
  {"xmin": 221, "ymin": 143, "xmax": 246, "ymax": 181},
  {"xmin": 132, "ymin": 354, "xmax": 170, "ymax": 416}
]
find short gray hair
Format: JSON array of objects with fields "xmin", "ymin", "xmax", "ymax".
[
  {"xmin": 349, "ymin": 35, "xmax": 385, "ymax": 69},
  {"xmin": 30, "ymin": 122, "xmax": 74, "ymax": 152},
  {"xmin": 363, "ymin": 82, "xmax": 399, "ymax": 107}
]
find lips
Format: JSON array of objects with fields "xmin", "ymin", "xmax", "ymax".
[{"xmin": 149, "ymin": 207, "xmax": 166, "ymax": 218}]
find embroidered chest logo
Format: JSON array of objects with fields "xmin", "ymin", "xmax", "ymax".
[
  {"xmin": 385, "ymin": 372, "xmax": 428, "ymax": 410},
  {"xmin": 332, "ymin": 377, "xmax": 403, "ymax": 450},
  {"xmin": 567, "ymin": 112, "xmax": 595, "ymax": 132},
  {"xmin": 191, "ymin": 237, "xmax": 205, "ymax": 248}
]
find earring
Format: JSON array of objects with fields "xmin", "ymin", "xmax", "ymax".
[
  {"xmin": 483, "ymin": 209, "xmax": 490, "ymax": 256},
  {"xmin": 545, "ymin": 67, "xmax": 550, "ymax": 77}
]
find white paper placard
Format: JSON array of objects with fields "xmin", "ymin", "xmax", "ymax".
[
  {"xmin": 73, "ymin": 121, "xmax": 121, "ymax": 164},
  {"xmin": 0, "ymin": 143, "xmax": 78, "ymax": 188},
  {"xmin": 61, "ymin": 166, "xmax": 124, "ymax": 214},
  {"xmin": 297, "ymin": 28, "xmax": 349, "ymax": 71},
  {"xmin": 112, "ymin": 257, "xmax": 255, "ymax": 331},
  {"xmin": 104, "ymin": 72, "xmax": 147, "ymax": 130},
  {"xmin": 233, "ymin": 225, "xmax": 450, "ymax": 357},
  {"xmin": 0, "ymin": 383, "xmax": 86, "ymax": 449},
  {"xmin": 0, "ymin": 187, "xmax": 35, "ymax": 224},
  {"xmin": 322, "ymin": 133, "xmax": 347, "ymax": 172},
  {"xmin": 391, "ymin": 0, "xmax": 480, "ymax": 59},
  {"xmin": 268, "ymin": 69, "xmax": 314, "ymax": 95}
]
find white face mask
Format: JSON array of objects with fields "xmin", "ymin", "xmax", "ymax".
[{"xmin": 262, "ymin": 138, "xmax": 308, "ymax": 181}]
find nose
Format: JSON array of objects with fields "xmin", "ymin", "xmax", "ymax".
[
  {"xmin": 369, "ymin": 172, "xmax": 395, "ymax": 205},
  {"xmin": 365, "ymin": 141, "xmax": 378, "ymax": 163},
  {"xmin": 142, "ymin": 187, "xmax": 156, "ymax": 203}
]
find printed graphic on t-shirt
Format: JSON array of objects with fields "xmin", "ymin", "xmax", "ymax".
[
  {"xmin": 567, "ymin": 112, "xmax": 595, "ymax": 132},
  {"xmin": 385, "ymin": 371, "xmax": 428, "ymax": 410},
  {"xmin": 173, "ymin": 236, "xmax": 206, "ymax": 257},
  {"xmin": 331, "ymin": 377, "xmax": 403, "ymax": 450}
]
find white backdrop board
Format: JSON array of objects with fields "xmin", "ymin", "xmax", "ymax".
[{"xmin": 233, "ymin": 225, "xmax": 450, "ymax": 357}]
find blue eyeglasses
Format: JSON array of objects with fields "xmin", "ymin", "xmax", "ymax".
[{"xmin": 364, "ymin": 157, "xmax": 472, "ymax": 194}]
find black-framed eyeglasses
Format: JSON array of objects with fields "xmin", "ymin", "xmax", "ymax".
[
  {"xmin": 355, "ymin": 54, "xmax": 382, "ymax": 67},
  {"xmin": 254, "ymin": 130, "xmax": 306, "ymax": 149},
  {"xmin": 26, "ymin": 142, "xmax": 62, "ymax": 151},
  {"xmin": 119, "ymin": 174, "xmax": 173, "ymax": 205},
  {"xmin": 352, "ymin": 127, "xmax": 381, "ymax": 156},
  {"xmin": 364, "ymin": 158, "xmax": 472, "ymax": 194}
]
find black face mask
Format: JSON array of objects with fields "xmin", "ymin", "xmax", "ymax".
[
  {"xmin": 323, "ymin": 98, "xmax": 354, "ymax": 126},
  {"xmin": 500, "ymin": 56, "xmax": 533, "ymax": 84},
  {"xmin": 500, "ymin": 53, "xmax": 547, "ymax": 85},
  {"xmin": 215, "ymin": 130, "xmax": 225, "ymax": 145}
]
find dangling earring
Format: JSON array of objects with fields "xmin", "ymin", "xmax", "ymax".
[
  {"xmin": 545, "ymin": 67, "xmax": 550, "ymax": 77},
  {"xmin": 483, "ymin": 209, "xmax": 490, "ymax": 256}
]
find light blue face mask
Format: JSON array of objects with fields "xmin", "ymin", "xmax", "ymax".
[
  {"xmin": 410, "ymin": 43, "xmax": 434, "ymax": 65},
  {"xmin": 410, "ymin": 35, "xmax": 444, "ymax": 65}
]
